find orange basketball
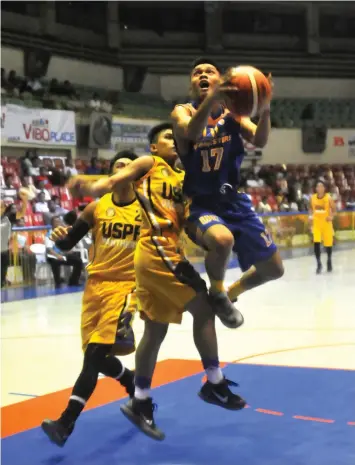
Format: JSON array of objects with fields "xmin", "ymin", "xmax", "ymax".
[{"xmin": 222, "ymin": 66, "xmax": 271, "ymax": 117}]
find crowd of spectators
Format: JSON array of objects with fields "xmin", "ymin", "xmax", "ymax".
[
  {"xmin": 1, "ymin": 67, "xmax": 115, "ymax": 112},
  {"xmin": 240, "ymin": 160, "xmax": 355, "ymax": 213}
]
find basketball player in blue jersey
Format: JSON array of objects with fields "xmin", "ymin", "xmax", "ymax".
[{"xmin": 172, "ymin": 57, "xmax": 284, "ymax": 320}]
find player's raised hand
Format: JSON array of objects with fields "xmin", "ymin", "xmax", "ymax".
[
  {"xmin": 51, "ymin": 226, "xmax": 71, "ymax": 241},
  {"xmin": 259, "ymin": 73, "xmax": 273, "ymax": 114}
]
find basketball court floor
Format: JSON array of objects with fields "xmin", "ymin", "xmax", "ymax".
[{"xmin": 1, "ymin": 249, "xmax": 355, "ymax": 465}]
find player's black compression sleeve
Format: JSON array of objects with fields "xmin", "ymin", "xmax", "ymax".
[{"xmin": 55, "ymin": 219, "xmax": 90, "ymax": 251}]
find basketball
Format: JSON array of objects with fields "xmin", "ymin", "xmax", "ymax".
[{"xmin": 222, "ymin": 66, "xmax": 272, "ymax": 117}]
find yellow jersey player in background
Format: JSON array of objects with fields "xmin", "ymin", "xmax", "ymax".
[
  {"xmin": 310, "ymin": 180, "xmax": 335, "ymax": 274},
  {"xmin": 41, "ymin": 151, "xmax": 140, "ymax": 447},
  {"xmin": 69, "ymin": 123, "xmax": 246, "ymax": 442}
]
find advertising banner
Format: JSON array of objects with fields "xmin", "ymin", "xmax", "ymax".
[
  {"xmin": 110, "ymin": 115, "xmax": 161, "ymax": 155},
  {"xmin": 3, "ymin": 104, "xmax": 76, "ymax": 146}
]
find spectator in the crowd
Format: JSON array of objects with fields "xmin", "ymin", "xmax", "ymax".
[
  {"xmin": 21, "ymin": 150, "xmax": 34, "ymax": 176},
  {"xmin": 34, "ymin": 192, "xmax": 49, "ymax": 213},
  {"xmin": 37, "ymin": 180, "xmax": 51, "ymax": 201},
  {"xmin": 29, "ymin": 157, "xmax": 41, "ymax": 177},
  {"xmin": 11, "ymin": 217, "xmax": 36, "ymax": 283},
  {"xmin": 246, "ymin": 173, "xmax": 264, "ymax": 188},
  {"xmin": 65, "ymin": 159, "xmax": 78, "ymax": 178},
  {"xmin": 6, "ymin": 70, "xmax": 20, "ymax": 96},
  {"xmin": 0, "ymin": 175, "xmax": 18, "ymax": 203},
  {"xmin": 19, "ymin": 176, "xmax": 39, "ymax": 201},
  {"xmin": 43, "ymin": 200, "xmax": 59, "ymax": 225},
  {"xmin": 345, "ymin": 192, "xmax": 355, "ymax": 211},
  {"xmin": 89, "ymin": 92, "xmax": 101, "ymax": 111},
  {"xmin": 51, "ymin": 195, "xmax": 69, "ymax": 216},
  {"xmin": 85, "ymin": 157, "xmax": 100, "ymax": 175},
  {"xmin": 36, "ymin": 166, "xmax": 51, "ymax": 183},
  {"xmin": 1, "ymin": 194, "xmax": 28, "ymax": 286},
  {"xmin": 329, "ymin": 185, "xmax": 342, "ymax": 210},
  {"xmin": 63, "ymin": 80, "xmax": 76, "ymax": 99},
  {"xmin": 45, "ymin": 216, "xmax": 83, "ymax": 288},
  {"xmin": 256, "ymin": 196, "xmax": 272, "ymax": 214}
]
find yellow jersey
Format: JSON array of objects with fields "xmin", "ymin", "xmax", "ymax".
[
  {"xmin": 134, "ymin": 156, "xmax": 186, "ymax": 239},
  {"xmin": 311, "ymin": 193, "xmax": 332, "ymax": 223},
  {"xmin": 87, "ymin": 193, "xmax": 141, "ymax": 281}
]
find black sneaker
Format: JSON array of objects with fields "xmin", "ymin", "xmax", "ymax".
[
  {"xmin": 327, "ymin": 260, "xmax": 332, "ymax": 272},
  {"xmin": 316, "ymin": 262, "xmax": 322, "ymax": 274},
  {"xmin": 41, "ymin": 419, "xmax": 74, "ymax": 447},
  {"xmin": 120, "ymin": 397, "xmax": 165, "ymax": 441},
  {"xmin": 119, "ymin": 368, "xmax": 135, "ymax": 398},
  {"xmin": 199, "ymin": 378, "xmax": 246, "ymax": 410},
  {"xmin": 209, "ymin": 292, "xmax": 244, "ymax": 329}
]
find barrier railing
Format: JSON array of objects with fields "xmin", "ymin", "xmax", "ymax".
[
  {"xmin": 2, "ymin": 212, "xmax": 355, "ymax": 287},
  {"xmin": 182, "ymin": 210, "xmax": 355, "ymax": 260},
  {"xmin": 2, "ymin": 226, "xmax": 51, "ymax": 288}
]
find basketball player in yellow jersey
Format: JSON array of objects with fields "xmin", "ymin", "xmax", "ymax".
[
  {"xmin": 69, "ymin": 123, "xmax": 246, "ymax": 441},
  {"xmin": 310, "ymin": 180, "xmax": 335, "ymax": 274},
  {"xmin": 41, "ymin": 151, "xmax": 140, "ymax": 447}
]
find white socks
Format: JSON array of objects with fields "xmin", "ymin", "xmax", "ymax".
[
  {"xmin": 206, "ymin": 366, "xmax": 224, "ymax": 384},
  {"xmin": 134, "ymin": 387, "xmax": 150, "ymax": 400}
]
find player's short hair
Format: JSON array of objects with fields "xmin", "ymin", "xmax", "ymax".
[
  {"xmin": 316, "ymin": 179, "xmax": 326, "ymax": 187},
  {"xmin": 148, "ymin": 122, "xmax": 173, "ymax": 145},
  {"xmin": 109, "ymin": 150, "xmax": 138, "ymax": 174},
  {"xmin": 191, "ymin": 57, "xmax": 222, "ymax": 74}
]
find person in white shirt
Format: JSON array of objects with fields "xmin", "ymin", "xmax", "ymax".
[
  {"xmin": 65, "ymin": 159, "xmax": 78, "ymax": 178},
  {"xmin": 34, "ymin": 192, "xmax": 49, "ymax": 213}
]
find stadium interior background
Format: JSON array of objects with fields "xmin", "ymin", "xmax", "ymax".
[{"xmin": 1, "ymin": 2, "xmax": 355, "ymax": 465}]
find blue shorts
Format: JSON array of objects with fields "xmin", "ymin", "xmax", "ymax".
[{"xmin": 186, "ymin": 193, "xmax": 277, "ymax": 272}]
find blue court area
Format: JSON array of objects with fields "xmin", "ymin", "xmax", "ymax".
[{"xmin": 2, "ymin": 364, "xmax": 355, "ymax": 465}]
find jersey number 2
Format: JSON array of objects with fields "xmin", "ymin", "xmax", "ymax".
[{"xmin": 201, "ymin": 147, "xmax": 224, "ymax": 172}]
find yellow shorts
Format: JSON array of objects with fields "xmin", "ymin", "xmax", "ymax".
[
  {"xmin": 313, "ymin": 221, "xmax": 334, "ymax": 247},
  {"xmin": 81, "ymin": 278, "xmax": 137, "ymax": 355},
  {"xmin": 134, "ymin": 235, "xmax": 206, "ymax": 324}
]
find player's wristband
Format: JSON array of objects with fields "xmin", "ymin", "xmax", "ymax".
[{"xmin": 56, "ymin": 218, "xmax": 90, "ymax": 251}]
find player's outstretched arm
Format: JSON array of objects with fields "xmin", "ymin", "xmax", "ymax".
[
  {"xmin": 53, "ymin": 201, "xmax": 96, "ymax": 251},
  {"xmin": 68, "ymin": 156, "xmax": 154, "ymax": 199}
]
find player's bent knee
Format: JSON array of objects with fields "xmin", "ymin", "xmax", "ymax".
[{"xmin": 203, "ymin": 225, "xmax": 234, "ymax": 253}]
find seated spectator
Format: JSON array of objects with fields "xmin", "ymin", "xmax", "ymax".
[
  {"xmin": 19, "ymin": 176, "xmax": 39, "ymax": 201},
  {"xmin": 11, "ymin": 217, "xmax": 36, "ymax": 283},
  {"xmin": 89, "ymin": 92, "xmax": 101, "ymax": 111},
  {"xmin": 43, "ymin": 200, "xmax": 60, "ymax": 225},
  {"xmin": 257, "ymin": 196, "xmax": 272, "ymax": 214},
  {"xmin": 1, "ymin": 175, "xmax": 17, "ymax": 203},
  {"xmin": 36, "ymin": 167, "xmax": 52, "ymax": 187},
  {"xmin": 65, "ymin": 159, "xmax": 78, "ymax": 178},
  {"xmin": 345, "ymin": 192, "xmax": 355, "ymax": 211},
  {"xmin": 85, "ymin": 157, "xmax": 101, "ymax": 175},
  {"xmin": 246, "ymin": 173, "xmax": 264, "ymax": 188},
  {"xmin": 51, "ymin": 195, "xmax": 69, "ymax": 216},
  {"xmin": 34, "ymin": 192, "xmax": 49, "ymax": 213},
  {"xmin": 45, "ymin": 216, "xmax": 83, "ymax": 288},
  {"xmin": 6, "ymin": 70, "xmax": 20, "ymax": 96},
  {"xmin": 37, "ymin": 180, "xmax": 51, "ymax": 201}
]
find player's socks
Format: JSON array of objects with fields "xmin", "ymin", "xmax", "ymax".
[
  {"xmin": 100, "ymin": 356, "xmax": 135, "ymax": 397},
  {"xmin": 227, "ymin": 280, "xmax": 246, "ymax": 303},
  {"xmin": 120, "ymin": 397, "xmax": 165, "ymax": 441},
  {"xmin": 314, "ymin": 242, "xmax": 322, "ymax": 274},
  {"xmin": 209, "ymin": 279, "xmax": 225, "ymax": 294},
  {"xmin": 326, "ymin": 247, "xmax": 332, "ymax": 272}
]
